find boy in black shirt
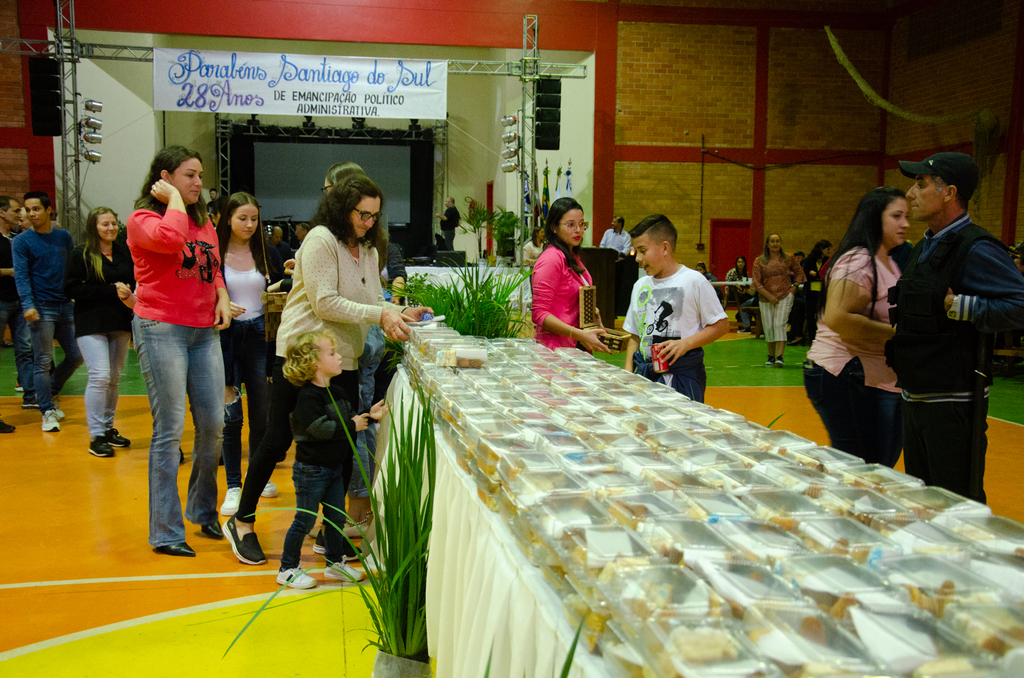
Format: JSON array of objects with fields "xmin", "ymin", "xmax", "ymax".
[{"xmin": 276, "ymin": 331, "xmax": 386, "ymax": 589}]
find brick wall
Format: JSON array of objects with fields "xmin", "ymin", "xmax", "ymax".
[
  {"xmin": 0, "ymin": 0, "xmax": 28, "ymax": 200},
  {"xmin": 764, "ymin": 164, "xmax": 879, "ymax": 252},
  {"xmin": 622, "ymin": 0, "xmax": 885, "ymax": 10},
  {"xmin": 1018, "ymin": 151, "xmax": 1024, "ymax": 243},
  {"xmin": 614, "ymin": 160, "xmax": 752, "ymax": 267},
  {"xmin": 616, "ymin": 22, "xmax": 756, "ymax": 147},
  {"xmin": 887, "ymin": 0, "xmax": 1018, "ymax": 156},
  {"xmin": 767, "ymin": 28, "xmax": 883, "ymax": 150}
]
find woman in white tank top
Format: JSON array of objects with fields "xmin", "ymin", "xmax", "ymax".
[{"xmin": 215, "ymin": 193, "xmax": 283, "ymax": 517}]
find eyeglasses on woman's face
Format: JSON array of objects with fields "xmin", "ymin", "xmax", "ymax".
[
  {"xmin": 559, "ymin": 219, "xmax": 588, "ymax": 232},
  {"xmin": 352, "ymin": 209, "xmax": 382, "ymax": 223}
]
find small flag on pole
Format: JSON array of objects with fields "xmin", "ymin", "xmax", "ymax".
[
  {"xmin": 564, "ymin": 159, "xmax": 573, "ymax": 198},
  {"xmin": 554, "ymin": 165, "xmax": 563, "ymax": 200},
  {"xmin": 542, "ymin": 162, "xmax": 550, "ymax": 220}
]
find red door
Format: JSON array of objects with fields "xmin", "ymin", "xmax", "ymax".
[{"xmin": 710, "ymin": 219, "xmax": 751, "ymax": 279}]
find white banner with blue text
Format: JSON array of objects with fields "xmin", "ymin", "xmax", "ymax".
[{"xmin": 153, "ymin": 48, "xmax": 447, "ymax": 119}]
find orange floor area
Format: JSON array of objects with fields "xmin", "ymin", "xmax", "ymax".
[{"xmin": 1, "ymin": 389, "xmax": 1022, "ymax": 670}]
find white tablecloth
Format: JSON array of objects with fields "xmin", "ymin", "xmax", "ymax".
[
  {"xmin": 390, "ymin": 364, "xmax": 606, "ymax": 677},
  {"xmin": 405, "ymin": 265, "xmax": 532, "ymax": 307}
]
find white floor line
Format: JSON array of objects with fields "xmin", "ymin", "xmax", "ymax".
[
  {"xmin": 0, "ymin": 588, "xmax": 313, "ymax": 662},
  {"xmin": 0, "ymin": 569, "xmax": 281, "ymax": 590}
]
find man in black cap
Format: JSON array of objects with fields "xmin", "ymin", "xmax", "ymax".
[{"xmin": 888, "ymin": 152, "xmax": 1024, "ymax": 502}]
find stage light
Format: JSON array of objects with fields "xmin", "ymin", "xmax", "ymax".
[
  {"xmin": 83, "ymin": 99, "xmax": 102, "ymax": 113},
  {"xmin": 501, "ymin": 131, "xmax": 518, "ymax": 144},
  {"xmin": 268, "ymin": 126, "xmax": 281, "ymax": 136},
  {"xmin": 287, "ymin": 126, "xmax": 301, "ymax": 137},
  {"xmin": 317, "ymin": 127, "xmax": 331, "ymax": 138},
  {"xmin": 352, "ymin": 117, "xmax": 366, "ymax": 129},
  {"xmin": 248, "ymin": 114, "xmax": 259, "ymax": 127},
  {"xmin": 83, "ymin": 131, "xmax": 101, "ymax": 144},
  {"xmin": 83, "ymin": 149, "xmax": 101, "ymax": 163},
  {"xmin": 501, "ymin": 148, "xmax": 518, "ymax": 160},
  {"xmin": 408, "ymin": 119, "xmax": 421, "ymax": 131},
  {"xmin": 391, "ymin": 129, "xmax": 404, "ymax": 141},
  {"xmin": 501, "ymin": 115, "xmax": 518, "ymax": 127},
  {"xmin": 302, "ymin": 116, "xmax": 315, "ymax": 129},
  {"xmin": 81, "ymin": 117, "xmax": 102, "ymax": 131},
  {"xmin": 501, "ymin": 161, "xmax": 518, "ymax": 173}
]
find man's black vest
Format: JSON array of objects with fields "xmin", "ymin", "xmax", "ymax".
[{"xmin": 887, "ymin": 221, "xmax": 999, "ymax": 394}]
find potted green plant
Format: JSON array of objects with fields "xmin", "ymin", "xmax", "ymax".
[
  {"xmin": 490, "ymin": 206, "xmax": 520, "ymax": 261},
  {"xmin": 459, "ymin": 199, "xmax": 493, "ymax": 262}
]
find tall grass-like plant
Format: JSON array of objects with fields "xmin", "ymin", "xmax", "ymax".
[{"xmin": 402, "ymin": 265, "xmax": 530, "ymax": 339}]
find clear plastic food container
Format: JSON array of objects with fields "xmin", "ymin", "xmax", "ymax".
[
  {"xmin": 759, "ymin": 464, "xmax": 843, "ymax": 498},
  {"xmin": 643, "ymin": 428, "xmax": 711, "ymax": 452},
  {"xmin": 617, "ymin": 450, "xmax": 681, "ymax": 478},
  {"xmin": 709, "ymin": 519, "xmax": 811, "ymax": 565},
  {"xmin": 699, "ymin": 467, "xmax": 787, "ymax": 496},
  {"xmin": 496, "ymin": 450, "xmax": 558, "ymax": 484},
  {"xmin": 538, "ymin": 432, "xmax": 595, "ymax": 456},
  {"xmin": 881, "ymin": 555, "xmax": 1003, "ymax": 617},
  {"xmin": 730, "ymin": 448, "xmax": 797, "ymax": 469},
  {"xmin": 634, "ymin": 517, "xmax": 745, "ymax": 566},
  {"xmin": 642, "ymin": 467, "xmax": 716, "ymax": 494},
  {"xmin": 558, "ymin": 525, "xmax": 656, "ymax": 584},
  {"xmin": 749, "ymin": 429, "xmax": 818, "ymax": 454},
  {"xmin": 619, "ymin": 415, "xmax": 676, "ymax": 440},
  {"xmin": 558, "ymin": 451, "xmax": 621, "ymax": 474},
  {"xmin": 463, "ymin": 415, "xmax": 521, "ymax": 448},
  {"xmin": 668, "ymin": 446, "xmax": 747, "ymax": 473},
  {"xmin": 740, "ymin": 489, "xmax": 830, "ymax": 531},
  {"xmin": 796, "ymin": 516, "xmax": 903, "ymax": 563},
  {"xmin": 528, "ymin": 495, "xmax": 614, "ymax": 556},
  {"xmin": 743, "ymin": 604, "xmax": 881, "ymax": 675},
  {"xmin": 586, "ymin": 431, "xmax": 653, "ymax": 453},
  {"xmin": 690, "ymin": 560, "xmax": 811, "ymax": 618},
  {"xmin": 598, "ymin": 564, "xmax": 727, "ymax": 627},
  {"xmin": 639, "ymin": 616, "xmax": 781, "ymax": 678},
  {"xmin": 679, "ymin": 491, "xmax": 754, "ymax": 521},
  {"xmin": 575, "ymin": 469, "xmax": 651, "ymax": 501},
  {"xmin": 878, "ymin": 520, "xmax": 976, "ymax": 563},
  {"xmin": 842, "ymin": 605, "xmax": 994, "ymax": 676},
  {"xmin": 838, "ymin": 464, "xmax": 925, "ymax": 494},
  {"xmin": 776, "ymin": 553, "xmax": 912, "ymax": 617},
  {"xmin": 966, "ymin": 552, "xmax": 1024, "ymax": 603},
  {"xmin": 780, "ymin": 445, "xmax": 865, "ymax": 472},
  {"xmin": 604, "ymin": 492, "xmax": 686, "ymax": 530},
  {"xmin": 938, "ymin": 515, "xmax": 1024, "ymax": 558},
  {"xmin": 503, "ymin": 469, "xmax": 586, "ymax": 508},
  {"xmin": 943, "ymin": 603, "xmax": 1024, "ymax": 657},
  {"xmin": 447, "ymin": 394, "xmax": 496, "ymax": 425},
  {"xmin": 697, "ymin": 431, "xmax": 759, "ymax": 453},
  {"xmin": 816, "ymin": 486, "xmax": 917, "ymax": 528},
  {"xmin": 892, "ymin": 486, "xmax": 993, "ymax": 522}
]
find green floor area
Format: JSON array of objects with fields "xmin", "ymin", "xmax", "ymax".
[{"xmin": 2, "ymin": 334, "xmax": 1021, "ymax": 425}]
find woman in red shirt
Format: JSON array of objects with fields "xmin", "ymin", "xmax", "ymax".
[
  {"xmin": 530, "ymin": 198, "xmax": 610, "ymax": 353},
  {"xmin": 128, "ymin": 146, "xmax": 232, "ymax": 557}
]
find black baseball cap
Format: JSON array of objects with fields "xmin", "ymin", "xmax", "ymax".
[{"xmin": 898, "ymin": 152, "xmax": 979, "ymax": 201}]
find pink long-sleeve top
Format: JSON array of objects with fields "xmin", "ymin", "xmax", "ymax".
[
  {"xmin": 531, "ymin": 245, "xmax": 592, "ymax": 349},
  {"xmin": 752, "ymin": 254, "xmax": 805, "ymax": 301},
  {"xmin": 127, "ymin": 208, "xmax": 225, "ymax": 327}
]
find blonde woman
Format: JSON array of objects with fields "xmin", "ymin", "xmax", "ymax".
[
  {"xmin": 64, "ymin": 207, "xmax": 136, "ymax": 458},
  {"xmin": 752, "ymin": 233, "xmax": 805, "ymax": 367}
]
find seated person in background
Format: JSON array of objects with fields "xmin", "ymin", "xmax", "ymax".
[
  {"xmin": 382, "ymin": 241, "xmax": 407, "ymax": 302},
  {"xmin": 695, "ymin": 261, "xmax": 723, "ymax": 304},
  {"xmin": 523, "ymin": 227, "xmax": 544, "ymax": 266},
  {"xmin": 726, "ymin": 255, "xmax": 755, "ymax": 334},
  {"xmin": 600, "ymin": 216, "xmax": 632, "ymax": 259},
  {"xmin": 624, "ymin": 215, "xmax": 729, "ymax": 402}
]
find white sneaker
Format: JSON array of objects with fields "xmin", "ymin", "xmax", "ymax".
[
  {"xmin": 361, "ymin": 553, "xmax": 385, "ymax": 574},
  {"xmin": 14, "ymin": 384, "xmax": 23, "ymax": 393},
  {"xmin": 51, "ymin": 397, "xmax": 65, "ymax": 420},
  {"xmin": 261, "ymin": 481, "xmax": 278, "ymax": 498},
  {"xmin": 276, "ymin": 567, "xmax": 317, "ymax": 589},
  {"xmin": 219, "ymin": 487, "xmax": 242, "ymax": 516},
  {"xmin": 324, "ymin": 560, "xmax": 366, "ymax": 583},
  {"xmin": 41, "ymin": 410, "xmax": 60, "ymax": 432}
]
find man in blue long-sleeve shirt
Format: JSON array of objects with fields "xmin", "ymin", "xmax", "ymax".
[
  {"xmin": 13, "ymin": 191, "xmax": 83, "ymax": 432},
  {"xmin": 889, "ymin": 153, "xmax": 1024, "ymax": 502}
]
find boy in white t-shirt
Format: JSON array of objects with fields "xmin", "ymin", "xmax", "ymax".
[{"xmin": 623, "ymin": 215, "xmax": 729, "ymax": 401}]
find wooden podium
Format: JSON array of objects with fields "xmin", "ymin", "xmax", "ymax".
[{"xmin": 579, "ymin": 247, "xmax": 616, "ymax": 325}]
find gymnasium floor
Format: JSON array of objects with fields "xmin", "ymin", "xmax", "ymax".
[{"xmin": 0, "ymin": 331, "xmax": 1021, "ymax": 677}]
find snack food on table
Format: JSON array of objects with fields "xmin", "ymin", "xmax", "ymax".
[
  {"xmin": 933, "ymin": 515, "xmax": 1024, "ymax": 559},
  {"xmin": 642, "ymin": 467, "xmax": 716, "ymax": 493},
  {"xmin": 668, "ymin": 446, "xmax": 747, "ymax": 473},
  {"xmin": 680, "ymin": 491, "xmax": 755, "ymax": 521},
  {"xmin": 781, "ymin": 445, "xmax": 865, "ymax": 473},
  {"xmin": 881, "ymin": 555, "xmax": 1002, "ymax": 618},
  {"xmin": 741, "ymin": 489, "xmax": 830, "ymax": 531},
  {"xmin": 709, "ymin": 519, "xmax": 811, "ymax": 565},
  {"xmin": 690, "ymin": 560, "xmax": 811, "ymax": 619},
  {"xmin": 600, "ymin": 564, "xmax": 726, "ymax": 624},
  {"xmin": 576, "ymin": 469, "xmax": 651, "ymax": 501},
  {"xmin": 796, "ymin": 517, "xmax": 903, "ymax": 564},
  {"xmin": 891, "ymin": 487, "xmax": 992, "ymax": 522},
  {"xmin": 697, "ymin": 431, "xmax": 759, "ymax": 453},
  {"xmin": 838, "ymin": 464, "xmax": 925, "ymax": 494},
  {"xmin": 815, "ymin": 486, "xmax": 916, "ymax": 529},
  {"xmin": 760, "ymin": 465, "xmax": 844, "ymax": 498},
  {"xmin": 776, "ymin": 554, "xmax": 911, "ymax": 617},
  {"xmin": 749, "ymin": 429, "xmax": 818, "ymax": 455},
  {"xmin": 640, "ymin": 617, "xmax": 779, "ymax": 678},
  {"xmin": 878, "ymin": 520, "xmax": 976, "ymax": 562},
  {"xmin": 943, "ymin": 603, "xmax": 1024, "ymax": 657},
  {"xmin": 605, "ymin": 492, "xmax": 684, "ymax": 530},
  {"xmin": 700, "ymin": 467, "xmax": 787, "ymax": 496}
]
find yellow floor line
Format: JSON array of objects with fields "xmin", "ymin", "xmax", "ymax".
[{"xmin": 0, "ymin": 569, "xmax": 281, "ymax": 590}]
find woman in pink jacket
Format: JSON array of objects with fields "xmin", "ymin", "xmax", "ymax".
[
  {"xmin": 531, "ymin": 198, "xmax": 610, "ymax": 354},
  {"xmin": 128, "ymin": 146, "xmax": 232, "ymax": 558}
]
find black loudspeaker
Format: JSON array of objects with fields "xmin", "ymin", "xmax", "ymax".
[
  {"xmin": 436, "ymin": 250, "xmax": 466, "ymax": 267},
  {"xmin": 29, "ymin": 57, "xmax": 61, "ymax": 137},
  {"xmin": 536, "ymin": 78, "xmax": 561, "ymax": 151}
]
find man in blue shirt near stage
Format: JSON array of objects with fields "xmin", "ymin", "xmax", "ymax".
[
  {"xmin": 888, "ymin": 153, "xmax": 1024, "ymax": 503},
  {"xmin": 13, "ymin": 191, "xmax": 83, "ymax": 432}
]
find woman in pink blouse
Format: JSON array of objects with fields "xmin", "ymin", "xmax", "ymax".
[
  {"xmin": 531, "ymin": 198, "xmax": 610, "ymax": 353},
  {"xmin": 752, "ymin": 233, "xmax": 806, "ymax": 367},
  {"xmin": 805, "ymin": 187, "xmax": 908, "ymax": 466}
]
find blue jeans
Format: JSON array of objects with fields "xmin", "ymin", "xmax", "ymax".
[
  {"xmin": 133, "ymin": 316, "xmax": 225, "ymax": 547},
  {"xmin": 77, "ymin": 331, "xmax": 131, "ymax": 438},
  {"xmin": 220, "ymin": 316, "xmax": 269, "ymax": 489},
  {"xmin": 738, "ymin": 296, "xmax": 757, "ymax": 330},
  {"xmin": 803, "ymin": 357, "xmax": 903, "ymax": 467},
  {"xmin": 281, "ymin": 460, "xmax": 352, "ymax": 569},
  {"xmin": 0, "ymin": 298, "xmax": 34, "ymax": 404},
  {"xmin": 351, "ymin": 325, "xmax": 384, "ymax": 498},
  {"xmin": 28, "ymin": 301, "xmax": 83, "ymax": 414}
]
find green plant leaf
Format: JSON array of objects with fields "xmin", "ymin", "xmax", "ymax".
[
  {"xmin": 767, "ymin": 412, "xmax": 786, "ymax": 429},
  {"xmin": 558, "ymin": 620, "xmax": 585, "ymax": 678}
]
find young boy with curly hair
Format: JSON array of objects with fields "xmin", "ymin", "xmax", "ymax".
[{"xmin": 276, "ymin": 330, "xmax": 386, "ymax": 589}]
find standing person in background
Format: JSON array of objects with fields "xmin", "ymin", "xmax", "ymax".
[
  {"xmin": 208, "ymin": 188, "xmax": 218, "ymax": 203},
  {"xmin": 129, "ymin": 146, "xmax": 231, "ymax": 557},
  {"xmin": 752, "ymin": 233, "xmax": 805, "ymax": 367},
  {"xmin": 796, "ymin": 239, "xmax": 833, "ymax": 346},
  {"xmin": 294, "ymin": 222, "xmax": 309, "ymax": 246},
  {"xmin": 889, "ymin": 152, "xmax": 1024, "ymax": 502},
  {"xmin": 624, "ymin": 216, "xmax": 729, "ymax": 401},
  {"xmin": 0, "ymin": 196, "xmax": 34, "ymax": 413},
  {"xmin": 64, "ymin": 207, "xmax": 136, "ymax": 458},
  {"xmin": 600, "ymin": 216, "xmax": 632, "ymax": 259},
  {"xmin": 271, "ymin": 226, "xmax": 293, "ymax": 263},
  {"xmin": 13, "ymin": 191, "xmax": 83, "ymax": 432},
  {"xmin": 804, "ymin": 188, "xmax": 908, "ymax": 467},
  {"xmin": 532, "ymin": 197, "xmax": 610, "ymax": 354},
  {"xmin": 216, "ymin": 193, "xmax": 282, "ymax": 516},
  {"xmin": 436, "ymin": 197, "xmax": 459, "ymax": 251}
]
